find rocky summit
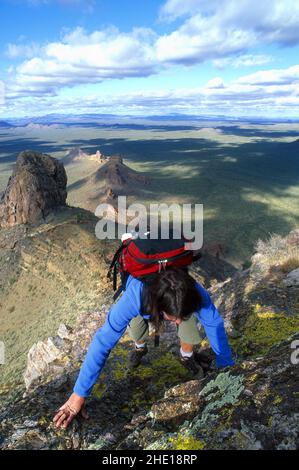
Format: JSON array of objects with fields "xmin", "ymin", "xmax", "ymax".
[
  {"xmin": 0, "ymin": 230, "xmax": 298, "ymax": 450},
  {"xmin": 0, "ymin": 150, "xmax": 67, "ymax": 228}
]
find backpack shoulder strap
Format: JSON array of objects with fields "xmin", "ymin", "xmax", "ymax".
[{"xmin": 112, "ymin": 271, "xmax": 130, "ymax": 301}]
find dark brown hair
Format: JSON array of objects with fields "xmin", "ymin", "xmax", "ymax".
[{"xmin": 141, "ymin": 266, "xmax": 202, "ymax": 333}]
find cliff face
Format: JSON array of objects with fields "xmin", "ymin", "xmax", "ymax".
[
  {"xmin": 0, "ymin": 151, "xmax": 67, "ymax": 228},
  {"xmin": 0, "ymin": 231, "xmax": 298, "ymax": 450}
]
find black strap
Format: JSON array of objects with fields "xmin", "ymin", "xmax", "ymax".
[
  {"xmin": 107, "ymin": 245, "xmax": 122, "ymax": 278},
  {"xmin": 113, "ymin": 263, "xmax": 117, "ymax": 291},
  {"xmin": 112, "ymin": 271, "xmax": 130, "ymax": 301},
  {"xmin": 113, "ymin": 285, "xmax": 124, "ymax": 301},
  {"xmin": 193, "ymin": 252, "xmax": 202, "ymax": 262}
]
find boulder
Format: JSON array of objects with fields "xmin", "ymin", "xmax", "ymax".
[
  {"xmin": 120, "ymin": 333, "xmax": 299, "ymax": 450},
  {"xmin": 283, "ymin": 268, "xmax": 299, "ymax": 287},
  {"xmin": 23, "ymin": 336, "xmax": 67, "ymax": 389}
]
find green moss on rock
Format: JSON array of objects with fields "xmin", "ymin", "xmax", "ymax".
[
  {"xmin": 231, "ymin": 304, "xmax": 299, "ymax": 358},
  {"xmin": 168, "ymin": 435, "xmax": 205, "ymax": 450},
  {"xmin": 92, "ymin": 382, "xmax": 106, "ymax": 400}
]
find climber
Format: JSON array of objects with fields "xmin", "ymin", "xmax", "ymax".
[{"xmin": 53, "ymin": 267, "xmax": 235, "ymax": 429}]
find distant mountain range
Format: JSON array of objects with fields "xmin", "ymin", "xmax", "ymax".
[
  {"xmin": 4, "ymin": 113, "xmax": 299, "ymax": 127},
  {"xmin": 0, "ymin": 120, "xmax": 13, "ymax": 128}
]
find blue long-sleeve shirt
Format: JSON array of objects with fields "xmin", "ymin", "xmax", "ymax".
[{"xmin": 73, "ymin": 275, "xmax": 234, "ymax": 397}]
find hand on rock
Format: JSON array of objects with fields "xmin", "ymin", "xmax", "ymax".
[{"xmin": 53, "ymin": 393, "xmax": 89, "ymax": 429}]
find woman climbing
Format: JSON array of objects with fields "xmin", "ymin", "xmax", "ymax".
[{"xmin": 53, "ymin": 260, "xmax": 235, "ymax": 429}]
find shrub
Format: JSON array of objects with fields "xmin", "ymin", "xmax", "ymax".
[{"xmin": 252, "ymin": 232, "xmax": 299, "ymax": 275}]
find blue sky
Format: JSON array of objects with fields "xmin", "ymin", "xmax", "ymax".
[{"xmin": 1, "ymin": 0, "xmax": 299, "ymax": 118}]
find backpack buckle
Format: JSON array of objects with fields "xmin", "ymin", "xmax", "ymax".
[{"xmin": 158, "ymin": 259, "xmax": 168, "ymax": 272}]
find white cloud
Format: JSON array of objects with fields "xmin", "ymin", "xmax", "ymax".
[
  {"xmin": 159, "ymin": 0, "xmax": 219, "ymax": 21},
  {"xmin": 213, "ymin": 54, "xmax": 274, "ymax": 69},
  {"xmin": 5, "ymin": 0, "xmax": 299, "ymax": 98},
  {"xmin": 4, "ymin": 64, "xmax": 299, "ymax": 118},
  {"xmin": 236, "ymin": 65, "xmax": 299, "ymax": 85},
  {"xmin": 157, "ymin": 0, "xmax": 299, "ymax": 70},
  {"xmin": 5, "ymin": 27, "xmax": 158, "ymax": 97},
  {"xmin": 156, "ymin": 15, "xmax": 255, "ymax": 64},
  {"xmin": 3, "ymin": 0, "xmax": 299, "ymax": 112},
  {"xmin": 46, "ymin": 27, "xmax": 156, "ymax": 69},
  {"xmin": 6, "ymin": 42, "xmax": 41, "ymax": 59},
  {"xmin": 156, "ymin": 0, "xmax": 299, "ymax": 66},
  {"xmin": 206, "ymin": 77, "xmax": 225, "ymax": 89},
  {"xmin": 0, "ymin": 81, "xmax": 5, "ymax": 106}
]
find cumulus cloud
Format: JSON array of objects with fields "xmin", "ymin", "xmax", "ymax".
[
  {"xmin": 112, "ymin": 68, "xmax": 299, "ymax": 116},
  {"xmin": 4, "ymin": 64, "xmax": 299, "ymax": 117},
  {"xmin": 236, "ymin": 65, "xmax": 299, "ymax": 85},
  {"xmin": 156, "ymin": 15, "xmax": 255, "ymax": 65},
  {"xmin": 213, "ymin": 54, "xmax": 274, "ymax": 69},
  {"xmin": 3, "ymin": 0, "xmax": 299, "ymax": 115},
  {"xmin": 159, "ymin": 0, "xmax": 219, "ymax": 21},
  {"xmin": 157, "ymin": 0, "xmax": 299, "ymax": 66},
  {"xmin": 5, "ymin": 0, "xmax": 299, "ymax": 97},
  {"xmin": 5, "ymin": 27, "xmax": 158, "ymax": 97},
  {"xmin": 159, "ymin": 0, "xmax": 299, "ymax": 54}
]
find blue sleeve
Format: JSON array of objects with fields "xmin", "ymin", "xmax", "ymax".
[
  {"xmin": 195, "ymin": 282, "xmax": 235, "ymax": 368},
  {"xmin": 73, "ymin": 276, "xmax": 142, "ymax": 397}
]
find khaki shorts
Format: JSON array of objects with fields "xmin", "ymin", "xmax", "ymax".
[{"xmin": 127, "ymin": 313, "xmax": 203, "ymax": 345}]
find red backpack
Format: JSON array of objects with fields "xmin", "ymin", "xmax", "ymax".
[{"xmin": 107, "ymin": 232, "xmax": 201, "ymax": 301}]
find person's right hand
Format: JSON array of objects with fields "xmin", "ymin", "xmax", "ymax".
[{"xmin": 53, "ymin": 392, "xmax": 89, "ymax": 429}]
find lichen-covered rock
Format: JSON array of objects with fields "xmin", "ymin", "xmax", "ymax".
[
  {"xmin": 210, "ymin": 230, "xmax": 299, "ymax": 359},
  {"xmin": 1, "ymin": 322, "xmax": 298, "ymax": 451},
  {"xmin": 150, "ymin": 380, "xmax": 204, "ymax": 428},
  {"xmin": 119, "ymin": 334, "xmax": 299, "ymax": 450},
  {"xmin": 0, "ymin": 150, "xmax": 67, "ymax": 228}
]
